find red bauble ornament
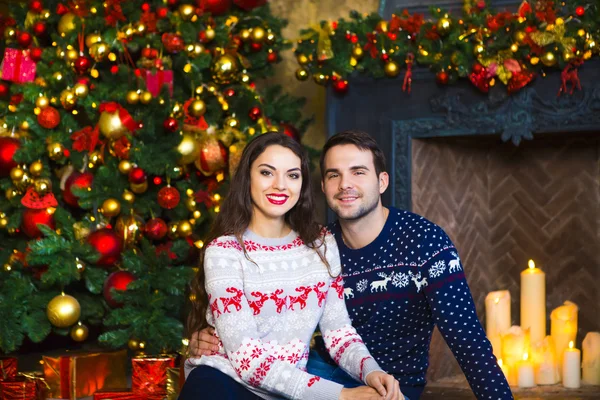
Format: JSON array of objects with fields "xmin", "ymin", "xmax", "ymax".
[
  {"xmin": 21, "ymin": 208, "xmax": 56, "ymax": 238},
  {"xmin": 250, "ymin": 42, "xmax": 262, "ymax": 52},
  {"xmin": 477, "ymin": 0, "xmax": 486, "ymax": 10},
  {"xmin": 157, "ymin": 186, "xmax": 180, "ymax": 209},
  {"xmin": 381, "ymin": 53, "xmax": 390, "ymax": 62},
  {"xmin": 436, "ymin": 70, "xmax": 449, "ymax": 85},
  {"xmin": 0, "ymin": 82, "xmax": 9, "ymax": 98},
  {"xmin": 157, "ymin": 7, "xmax": 168, "ymax": 18},
  {"xmin": 472, "ymin": 63, "xmax": 483, "ymax": 74},
  {"xmin": 248, "ymin": 106, "xmax": 261, "ymax": 121},
  {"xmin": 74, "ymin": 56, "xmax": 91, "ymax": 75},
  {"xmin": 103, "ymin": 271, "xmax": 136, "ymax": 308},
  {"xmin": 333, "ymin": 80, "xmax": 349, "ymax": 95},
  {"xmin": 110, "ymin": 65, "xmax": 119, "ymax": 74},
  {"xmin": 129, "ymin": 167, "xmax": 146, "ymax": 184},
  {"xmin": 267, "ymin": 52, "xmax": 278, "ymax": 63},
  {"xmin": 280, "ymin": 122, "xmax": 300, "ymax": 142},
  {"xmin": 167, "ymin": 0, "xmax": 178, "ymax": 6},
  {"xmin": 0, "ymin": 137, "xmax": 20, "ymax": 177},
  {"xmin": 153, "ymin": 176, "xmax": 162, "ymax": 185},
  {"xmin": 30, "ymin": 47, "xmax": 43, "ymax": 62},
  {"xmin": 37, "ymin": 106, "xmax": 61, "ymax": 129},
  {"xmin": 162, "ymin": 33, "xmax": 185, "ymax": 53},
  {"xmin": 145, "ymin": 217, "xmax": 168, "ymax": 240},
  {"xmin": 29, "ymin": 0, "xmax": 44, "ymax": 13},
  {"xmin": 32, "ymin": 21, "xmax": 46, "ymax": 36},
  {"xmin": 224, "ymin": 88, "xmax": 235, "ymax": 97},
  {"xmin": 163, "ymin": 117, "xmax": 178, "ymax": 132},
  {"xmin": 203, "ymin": 0, "xmax": 231, "ymax": 15},
  {"xmin": 88, "ymin": 228, "xmax": 123, "ymax": 267},
  {"xmin": 575, "ymin": 6, "xmax": 585, "ymax": 17},
  {"xmin": 17, "ymin": 32, "xmax": 33, "ymax": 48},
  {"xmin": 141, "ymin": 2, "xmax": 151, "ymax": 12},
  {"xmin": 63, "ymin": 171, "xmax": 94, "ymax": 207}
]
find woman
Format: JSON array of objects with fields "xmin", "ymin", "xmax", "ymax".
[{"xmin": 180, "ymin": 132, "xmax": 402, "ymax": 400}]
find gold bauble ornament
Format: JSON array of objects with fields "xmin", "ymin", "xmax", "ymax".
[
  {"xmin": 514, "ymin": 30, "xmax": 527, "ymax": 45},
  {"xmin": 58, "ymin": 13, "xmax": 77, "ymax": 36},
  {"xmin": 35, "ymin": 96, "xmax": 50, "ymax": 109},
  {"xmin": 66, "ymin": 49, "xmax": 79, "ymax": 62},
  {"xmin": 29, "ymin": 161, "xmax": 44, "ymax": 176},
  {"xmin": 177, "ymin": 221, "xmax": 193, "ymax": 237},
  {"xmin": 73, "ymin": 83, "xmax": 89, "ymax": 98},
  {"xmin": 85, "ymin": 33, "xmax": 102, "ymax": 48},
  {"xmin": 70, "ymin": 323, "xmax": 89, "ymax": 342},
  {"xmin": 115, "ymin": 214, "xmax": 144, "ymax": 245},
  {"xmin": 224, "ymin": 116, "xmax": 239, "ymax": 128},
  {"xmin": 352, "ymin": 46, "xmax": 364, "ymax": 60},
  {"xmin": 9, "ymin": 167, "xmax": 24, "ymax": 182},
  {"xmin": 297, "ymin": 54, "xmax": 309, "ymax": 65},
  {"xmin": 6, "ymin": 188, "xmax": 19, "ymax": 200},
  {"xmin": 130, "ymin": 181, "xmax": 148, "ymax": 194},
  {"xmin": 384, "ymin": 61, "xmax": 400, "ymax": 77},
  {"xmin": 436, "ymin": 16, "xmax": 452, "ymax": 36},
  {"xmin": 89, "ymin": 42, "xmax": 109, "ymax": 62},
  {"xmin": 89, "ymin": 150, "xmax": 104, "ymax": 168},
  {"xmin": 47, "ymin": 294, "xmax": 81, "ymax": 328},
  {"xmin": 189, "ymin": 99, "xmax": 206, "ymax": 117},
  {"xmin": 101, "ymin": 198, "xmax": 121, "ymax": 217},
  {"xmin": 98, "ymin": 110, "xmax": 127, "ymax": 140},
  {"xmin": 53, "ymin": 71, "xmax": 64, "ymax": 82},
  {"xmin": 47, "ymin": 142, "xmax": 64, "ymax": 160},
  {"xmin": 122, "ymin": 190, "xmax": 135, "ymax": 203},
  {"xmin": 563, "ymin": 49, "xmax": 574, "ymax": 62},
  {"xmin": 4, "ymin": 27, "xmax": 16, "ymax": 40},
  {"xmin": 240, "ymin": 29, "xmax": 251, "ymax": 41},
  {"xmin": 474, "ymin": 44, "xmax": 485, "ymax": 56},
  {"xmin": 126, "ymin": 91, "xmax": 139, "ymax": 105},
  {"xmin": 295, "ymin": 68, "xmax": 309, "ymax": 81},
  {"xmin": 510, "ymin": 43, "xmax": 519, "ymax": 53},
  {"xmin": 541, "ymin": 51, "xmax": 556, "ymax": 67},
  {"xmin": 266, "ymin": 32, "xmax": 276, "ymax": 44},
  {"xmin": 139, "ymin": 91, "xmax": 153, "ymax": 105},
  {"xmin": 252, "ymin": 26, "xmax": 266, "ymax": 42},
  {"xmin": 60, "ymin": 89, "xmax": 77, "ymax": 110},
  {"xmin": 168, "ymin": 222, "xmax": 179, "ymax": 239},
  {"xmin": 212, "ymin": 53, "xmax": 239, "ymax": 84},
  {"xmin": 179, "ymin": 4, "xmax": 195, "ymax": 20},
  {"xmin": 177, "ymin": 132, "xmax": 200, "ymax": 165},
  {"xmin": 0, "ymin": 216, "xmax": 8, "ymax": 228},
  {"xmin": 13, "ymin": 171, "xmax": 32, "ymax": 191},
  {"xmin": 530, "ymin": 56, "xmax": 540, "ymax": 65},
  {"xmin": 128, "ymin": 338, "xmax": 140, "ymax": 350},
  {"xmin": 204, "ymin": 27, "xmax": 216, "ymax": 42},
  {"xmin": 185, "ymin": 197, "xmax": 197, "ymax": 212},
  {"xmin": 118, "ymin": 160, "xmax": 132, "ymax": 174},
  {"xmin": 313, "ymin": 73, "xmax": 328, "ymax": 85},
  {"xmin": 34, "ymin": 178, "xmax": 52, "ymax": 195},
  {"xmin": 376, "ymin": 20, "xmax": 389, "ymax": 33},
  {"xmin": 187, "ymin": 43, "xmax": 205, "ymax": 58}
]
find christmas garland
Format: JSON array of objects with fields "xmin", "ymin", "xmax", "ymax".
[{"xmin": 293, "ymin": 0, "xmax": 599, "ymax": 95}]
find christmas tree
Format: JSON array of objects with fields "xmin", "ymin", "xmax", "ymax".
[{"xmin": 0, "ymin": 0, "xmax": 309, "ymax": 355}]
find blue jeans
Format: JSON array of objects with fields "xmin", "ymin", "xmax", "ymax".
[{"xmin": 179, "ymin": 365, "xmax": 262, "ymax": 400}]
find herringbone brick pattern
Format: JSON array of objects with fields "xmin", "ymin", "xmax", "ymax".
[{"xmin": 411, "ymin": 135, "xmax": 600, "ymax": 382}]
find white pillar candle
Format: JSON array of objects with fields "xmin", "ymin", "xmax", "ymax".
[
  {"xmin": 486, "ymin": 290, "xmax": 511, "ymax": 358},
  {"xmin": 532, "ymin": 335, "xmax": 559, "ymax": 385},
  {"xmin": 521, "ymin": 260, "xmax": 546, "ymax": 346},
  {"xmin": 551, "ymin": 301, "xmax": 578, "ymax": 369},
  {"xmin": 518, "ymin": 353, "xmax": 535, "ymax": 388},
  {"xmin": 562, "ymin": 341, "xmax": 581, "ymax": 388},
  {"xmin": 582, "ymin": 332, "xmax": 600, "ymax": 385},
  {"xmin": 502, "ymin": 326, "xmax": 530, "ymax": 386}
]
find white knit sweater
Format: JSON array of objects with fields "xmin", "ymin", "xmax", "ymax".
[{"xmin": 185, "ymin": 229, "xmax": 382, "ymax": 399}]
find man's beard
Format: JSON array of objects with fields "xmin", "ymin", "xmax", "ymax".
[{"xmin": 331, "ymin": 192, "xmax": 379, "ymax": 222}]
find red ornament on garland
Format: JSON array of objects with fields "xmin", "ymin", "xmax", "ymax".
[
  {"xmin": 250, "ymin": 42, "xmax": 262, "ymax": 52},
  {"xmin": 224, "ymin": 88, "xmax": 235, "ymax": 97},
  {"xmin": 436, "ymin": 70, "xmax": 449, "ymax": 85},
  {"xmin": 30, "ymin": 47, "xmax": 43, "ymax": 62},
  {"xmin": 248, "ymin": 106, "xmax": 261, "ymax": 121},
  {"xmin": 145, "ymin": 217, "xmax": 168, "ymax": 240},
  {"xmin": 162, "ymin": 33, "xmax": 185, "ymax": 53},
  {"xmin": 203, "ymin": 0, "xmax": 231, "ymax": 15},
  {"xmin": 103, "ymin": 271, "xmax": 136, "ymax": 308},
  {"xmin": 63, "ymin": 171, "xmax": 94, "ymax": 207},
  {"xmin": 37, "ymin": 106, "xmax": 61, "ymax": 129},
  {"xmin": 129, "ymin": 167, "xmax": 146, "ymax": 184},
  {"xmin": 157, "ymin": 185, "xmax": 181, "ymax": 209},
  {"xmin": 74, "ymin": 56, "xmax": 91, "ymax": 75},
  {"xmin": 0, "ymin": 82, "xmax": 9, "ymax": 98},
  {"xmin": 163, "ymin": 116, "xmax": 179, "ymax": 132},
  {"xmin": 0, "ymin": 137, "xmax": 20, "ymax": 177},
  {"xmin": 32, "ymin": 21, "xmax": 47, "ymax": 36},
  {"xmin": 87, "ymin": 228, "xmax": 123, "ymax": 267},
  {"xmin": 17, "ymin": 31, "xmax": 33, "ymax": 48},
  {"xmin": 280, "ymin": 122, "xmax": 300, "ymax": 142},
  {"xmin": 29, "ymin": 0, "xmax": 44, "ymax": 13},
  {"xmin": 333, "ymin": 79, "xmax": 349, "ymax": 95},
  {"xmin": 575, "ymin": 6, "xmax": 585, "ymax": 17},
  {"xmin": 21, "ymin": 208, "xmax": 56, "ymax": 238},
  {"xmin": 267, "ymin": 52, "xmax": 278, "ymax": 63}
]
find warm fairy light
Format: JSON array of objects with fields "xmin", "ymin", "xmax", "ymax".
[
  {"xmin": 183, "ymin": 63, "xmax": 192, "ymax": 73},
  {"xmin": 213, "ymin": 194, "xmax": 221, "ymax": 201},
  {"xmin": 523, "ymin": 353, "xmax": 529, "ymax": 361},
  {"xmin": 182, "ymin": 338, "xmax": 190, "ymax": 346},
  {"xmin": 214, "ymin": 206, "xmax": 220, "ymax": 213},
  {"xmin": 528, "ymin": 260, "xmax": 535, "ymax": 269},
  {"xmin": 194, "ymin": 240, "xmax": 204, "ymax": 249},
  {"xmin": 569, "ymin": 341, "xmax": 574, "ymax": 349},
  {"xmin": 46, "ymin": 207, "xmax": 56, "ymax": 215},
  {"xmin": 216, "ymin": 172, "xmax": 225, "ymax": 182}
]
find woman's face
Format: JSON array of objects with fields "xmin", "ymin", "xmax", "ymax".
[{"xmin": 250, "ymin": 144, "xmax": 303, "ymax": 223}]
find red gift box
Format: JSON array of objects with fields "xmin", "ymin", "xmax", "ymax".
[
  {"xmin": 0, "ymin": 377, "xmax": 36, "ymax": 400},
  {"xmin": 131, "ymin": 355, "xmax": 176, "ymax": 400},
  {"xmin": 0, "ymin": 357, "xmax": 17, "ymax": 381},
  {"xmin": 93, "ymin": 389, "xmax": 142, "ymax": 399},
  {"xmin": 144, "ymin": 69, "xmax": 173, "ymax": 97},
  {"xmin": 1, "ymin": 48, "xmax": 36, "ymax": 83}
]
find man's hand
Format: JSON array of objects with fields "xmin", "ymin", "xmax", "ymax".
[
  {"xmin": 364, "ymin": 371, "xmax": 403, "ymax": 400},
  {"xmin": 338, "ymin": 386, "xmax": 384, "ymax": 400},
  {"xmin": 188, "ymin": 327, "xmax": 219, "ymax": 357}
]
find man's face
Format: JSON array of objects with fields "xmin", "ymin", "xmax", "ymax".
[{"xmin": 321, "ymin": 144, "xmax": 388, "ymax": 221}]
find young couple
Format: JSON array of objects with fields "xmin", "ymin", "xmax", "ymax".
[{"xmin": 180, "ymin": 131, "xmax": 513, "ymax": 400}]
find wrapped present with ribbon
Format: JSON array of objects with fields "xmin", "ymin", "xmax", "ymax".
[
  {"xmin": 0, "ymin": 357, "xmax": 17, "ymax": 381},
  {"xmin": 17, "ymin": 371, "xmax": 50, "ymax": 400},
  {"xmin": 166, "ymin": 365, "xmax": 186, "ymax": 400},
  {"xmin": 1, "ymin": 48, "xmax": 36, "ymax": 83},
  {"xmin": 0, "ymin": 377, "xmax": 36, "ymax": 400},
  {"xmin": 131, "ymin": 355, "xmax": 176, "ymax": 400},
  {"xmin": 144, "ymin": 69, "xmax": 174, "ymax": 97},
  {"xmin": 93, "ymin": 389, "xmax": 142, "ymax": 399},
  {"xmin": 43, "ymin": 350, "xmax": 127, "ymax": 399}
]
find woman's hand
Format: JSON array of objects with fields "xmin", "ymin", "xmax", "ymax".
[
  {"xmin": 364, "ymin": 371, "xmax": 403, "ymax": 400},
  {"xmin": 188, "ymin": 327, "xmax": 219, "ymax": 357},
  {"xmin": 338, "ymin": 386, "xmax": 385, "ymax": 400}
]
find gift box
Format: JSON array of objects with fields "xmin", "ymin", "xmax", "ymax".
[
  {"xmin": 18, "ymin": 371, "xmax": 50, "ymax": 400},
  {"xmin": 0, "ymin": 377, "xmax": 36, "ymax": 400},
  {"xmin": 43, "ymin": 350, "xmax": 127, "ymax": 399},
  {"xmin": 93, "ymin": 389, "xmax": 142, "ymax": 399},
  {"xmin": 1, "ymin": 48, "xmax": 36, "ymax": 83},
  {"xmin": 166, "ymin": 365, "xmax": 185, "ymax": 400},
  {"xmin": 0, "ymin": 357, "xmax": 17, "ymax": 381},
  {"xmin": 131, "ymin": 355, "xmax": 176, "ymax": 400},
  {"xmin": 144, "ymin": 69, "xmax": 173, "ymax": 97}
]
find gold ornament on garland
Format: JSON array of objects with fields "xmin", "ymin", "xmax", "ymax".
[
  {"xmin": 126, "ymin": 91, "xmax": 139, "ymax": 105},
  {"xmin": 47, "ymin": 293, "xmax": 81, "ymax": 328},
  {"xmin": 189, "ymin": 99, "xmax": 206, "ymax": 117},
  {"xmin": 212, "ymin": 53, "xmax": 239, "ymax": 84},
  {"xmin": 384, "ymin": 61, "xmax": 400, "ymax": 78},
  {"xmin": 85, "ymin": 33, "xmax": 102, "ymax": 48},
  {"xmin": 541, "ymin": 51, "xmax": 557, "ymax": 67},
  {"xmin": 57, "ymin": 13, "xmax": 76, "ymax": 36},
  {"xmin": 130, "ymin": 181, "xmax": 148, "ymax": 194},
  {"xmin": 60, "ymin": 89, "xmax": 77, "ymax": 110},
  {"xmin": 101, "ymin": 198, "xmax": 121, "ymax": 218},
  {"xmin": 118, "ymin": 160, "xmax": 132, "ymax": 174},
  {"xmin": 178, "ymin": 4, "xmax": 195, "ymax": 20},
  {"xmin": 89, "ymin": 42, "xmax": 109, "ymax": 62},
  {"xmin": 115, "ymin": 214, "xmax": 144, "ymax": 245},
  {"xmin": 177, "ymin": 132, "xmax": 200, "ymax": 165},
  {"xmin": 128, "ymin": 338, "xmax": 140, "ymax": 350},
  {"xmin": 352, "ymin": 46, "xmax": 364, "ymax": 60},
  {"xmin": 73, "ymin": 83, "xmax": 89, "ymax": 98},
  {"xmin": 436, "ymin": 16, "xmax": 452, "ymax": 36},
  {"xmin": 296, "ymin": 54, "xmax": 309, "ymax": 65},
  {"xmin": 177, "ymin": 220, "xmax": 193, "ymax": 237},
  {"xmin": 35, "ymin": 95, "xmax": 49, "ymax": 109},
  {"xmin": 295, "ymin": 68, "xmax": 309, "ymax": 81},
  {"xmin": 313, "ymin": 72, "xmax": 328, "ymax": 85},
  {"xmin": 29, "ymin": 160, "xmax": 44, "ymax": 176},
  {"xmin": 70, "ymin": 322, "xmax": 89, "ymax": 342},
  {"xmin": 252, "ymin": 27, "xmax": 266, "ymax": 42},
  {"xmin": 122, "ymin": 189, "xmax": 135, "ymax": 203},
  {"xmin": 34, "ymin": 178, "xmax": 52, "ymax": 195},
  {"xmin": 139, "ymin": 91, "xmax": 153, "ymax": 105},
  {"xmin": 98, "ymin": 110, "xmax": 127, "ymax": 140}
]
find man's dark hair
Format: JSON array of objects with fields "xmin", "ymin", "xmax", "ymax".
[{"xmin": 319, "ymin": 130, "xmax": 387, "ymax": 178}]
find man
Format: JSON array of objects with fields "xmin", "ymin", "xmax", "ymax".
[{"xmin": 193, "ymin": 130, "xmax": 513, "ymax": 400}]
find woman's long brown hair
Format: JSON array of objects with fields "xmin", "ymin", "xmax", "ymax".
[{"xmin": 186, "ymin": 131, "xmax": 330, "ymax": 336}]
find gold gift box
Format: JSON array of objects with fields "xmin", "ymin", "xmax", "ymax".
[{"xmin": 43, "ymin": 350, "xmax": 127, "ymax": 399}]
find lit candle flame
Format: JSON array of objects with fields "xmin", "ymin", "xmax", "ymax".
[
  {"xmin": 523, "ymin": 353, "xmax": 529, "ymax": 361},
  {"xmin": 569, "ymin": 341, "xmax": 574, "ymax": 349},
  {"xmin": 528, "ymin": 259, "xmax": 535, "ymax": 269}
]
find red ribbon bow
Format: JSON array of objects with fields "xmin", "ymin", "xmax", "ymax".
[
  {"xmin": 71, "ymin": 126, "xmax": 100, "ymax": 153},
  {"xmin": 363, "ymin": 33, "xmax": 379, "ymax": 58},
  {"xmin": 99, "ymin": 102, "xmax": 138, "ymax": 133}
]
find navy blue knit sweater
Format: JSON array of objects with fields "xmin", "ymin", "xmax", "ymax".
[{"xmin": 327, "ymin": 208, "xmax": 513, "ymax": 400}]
